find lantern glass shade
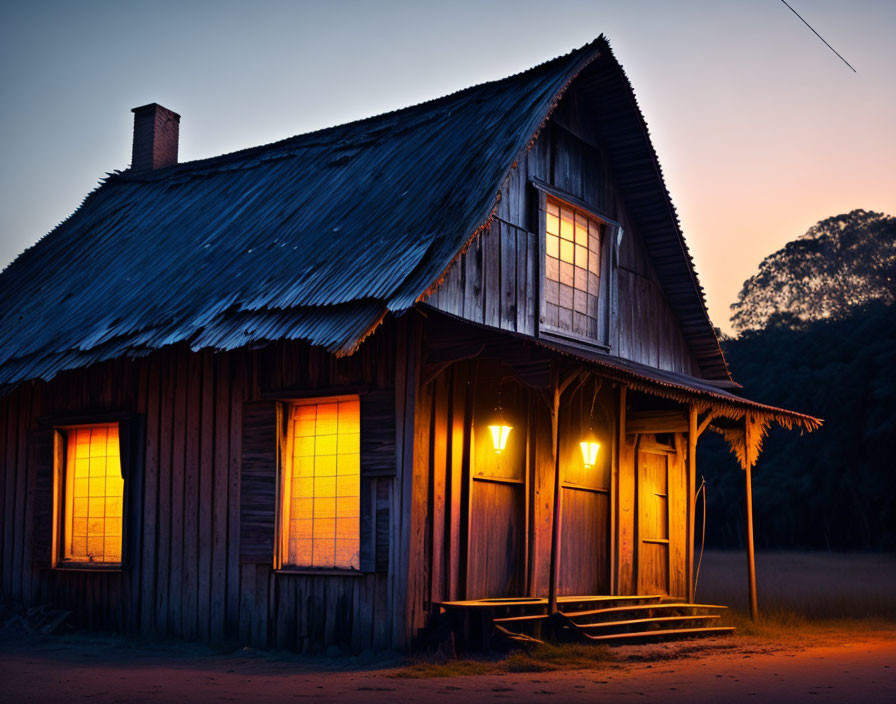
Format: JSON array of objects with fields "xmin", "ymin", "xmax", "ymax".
[
  {"xmin": 580, "ymin": 438, "xmax": 600, "ymax": 468},
  {"xmin": 488, "ymin": 424, "xmax": 512, "ymax": 453}
]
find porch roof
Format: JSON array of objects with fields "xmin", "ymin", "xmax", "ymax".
[
  {"xmin": 421, "ymin": 307, "xmax": 821, "ymax": 433},
  {"xmin": 535, "ymin": 337, "xmax": 822, "ymax": 432}
]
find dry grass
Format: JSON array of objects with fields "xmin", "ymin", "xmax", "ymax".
[
  {"xmin": 391, "ymin": 655, "xmax": 499, "ymax": 678},
  {"xmin": 392, "ymin": 642, "xmax": 617, "ymax": 678},
  {"xmin": 503, "ymin": 642, "xmax": 616, "ymax": 672}
]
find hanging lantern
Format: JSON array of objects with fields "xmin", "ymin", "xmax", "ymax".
[
  {"xmin": 581, "ymin": 382, "xmax": 601, "ymax": 468},
  {"xmin": 488, "ymin": 389, "xmax": 512, "ymax": 453},
  {"xmin": 488, "ymin": 424, "xmax": 513, "ymax": 453},
  {"xmin": 580, "ymin": 430, "xmax": 600, "ymax": 469}
]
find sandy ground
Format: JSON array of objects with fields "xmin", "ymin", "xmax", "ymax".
[{"xmin": 1, "ymin": 630, "xmax": 894, "ymax": 704}]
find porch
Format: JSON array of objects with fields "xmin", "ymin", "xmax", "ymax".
[{"xmin": 408, "ymin": 312, "xmax": 820, "ymax": 647}]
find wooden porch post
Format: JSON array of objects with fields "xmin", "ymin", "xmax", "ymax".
[
  {"xmin": 744, "ymin": 416, "xmax": 759, "ymax": 620},
  {"xmin": 547, "ymin": 368, "xmax": 562, "ymax": 615},
  {"xmin": 612, "ymin": 384, "xmax": 627, "ymax": 595},
  {"xmin": 687, "ymin": 405, "xmax": 698, "ymax": 603}
]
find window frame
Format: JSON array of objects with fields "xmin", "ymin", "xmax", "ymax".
[
  {"xmin": 274, "ymin": 394, "xmax": 364, "ymax": 575},
  {"xmin": 533, "ymin": 180, "xmax": 623, "ymax": 350},
  {"xmin": 52, "ymin": 421, "xmax": 127, "ymax": 571}
]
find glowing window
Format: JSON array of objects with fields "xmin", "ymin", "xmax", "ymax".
[
  {"xmin": 280, "ymin": 397, "xmax": 360, "ymax": 570},
  {"xmin": 62, "ymin": 424, "xmax": 123, "ymax": 565},
  {"xmin": 543, "ymin": 196, "xmax": 602, "ymax": 339}
]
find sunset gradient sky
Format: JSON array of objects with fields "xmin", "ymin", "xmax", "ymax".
[{"xmin": 1, "ymin": 0, "xmax": 893, "ymax": 335}]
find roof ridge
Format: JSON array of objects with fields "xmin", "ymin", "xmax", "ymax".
[{"xmin": 115, "ymin": 36, "xmax": 607, "ymax": 184}]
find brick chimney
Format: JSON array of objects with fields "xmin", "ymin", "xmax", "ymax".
[{"xmin": 130, "ymin": 103, "xmax": 180, "ymax": 171}]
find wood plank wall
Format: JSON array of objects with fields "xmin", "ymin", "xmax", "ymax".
[
  {"xmin": 426, "ymin": 84, "xmax": 700, "ymax": 378},
  {"xmin": 0, "ymin": 316, "xmax": 421, "ymax": 652}
]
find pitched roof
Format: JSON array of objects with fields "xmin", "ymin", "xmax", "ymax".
[{"xmin": 0, "ymin": 36, "xmax": 726, "ymax": 387}]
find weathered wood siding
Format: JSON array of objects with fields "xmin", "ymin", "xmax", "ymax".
[
  {"xmin": 0, "ymin": 317, "xmax": 421, "ymax": 652},
  {"xmin": 426, "ymin": 85, "xmax": 701, "ymax": 377}
]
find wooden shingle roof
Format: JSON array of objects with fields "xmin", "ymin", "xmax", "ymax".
[{"xmin": 0, "ymin": 36, "xmax": 727, "ymax": 387}]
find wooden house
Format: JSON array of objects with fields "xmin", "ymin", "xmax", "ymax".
[{"xmin": 0, "ymin": 37, "xmax": 819, "ymax": 652}]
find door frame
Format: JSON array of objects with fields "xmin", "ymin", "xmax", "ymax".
[
  {"xmin": 464, "ymin": 393, "xmax": 531, "ymax": 599},
  {"xmin": 634, "ymin": 434, "xmax": 675, "ymax": 595}
]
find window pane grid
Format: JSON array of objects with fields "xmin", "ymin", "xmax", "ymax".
[
  {"xmin": 544, "ymin": 197, "xmax": 601, "ymax": 337},
  {"xmin": 284, "ymin": 398, "xmax": 360, "ymax": 570},
  {"xmin": 64, "ymin": 425, "xmax": 123, "ymax": 564}
]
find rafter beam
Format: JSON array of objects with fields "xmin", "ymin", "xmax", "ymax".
[{"xmin": 696, "ymin": 411, "xmax": 716, "ymax": 438}]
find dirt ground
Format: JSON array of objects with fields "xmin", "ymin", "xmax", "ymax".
[
  {"xmin": 1, "ymin": 626, "xmax": 893, "ymax": 704},
  {"xmin": 3, "ymin": 552, "xmax": 895, "ymax": 703}
]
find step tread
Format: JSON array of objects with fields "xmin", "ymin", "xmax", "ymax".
[
  {"xmin": 492, "ymin": 614, "xmax": 551, "ymax": 623},
  {"xmin": 436, "ymin": 594, "xmax": 666, "ymax": 609},
  {"xmin": 557, "ymin": 594, "xmax": 665, "ymax": 603},
  {"xmin": 569, "ymin": 614, "xmax": 721, "ymax": 629},
  {"xmin": 562, "ymin": 602, "xmax": 727, "ymax": 618},
  {"xmin": 582, "ymin": 626, "xmax": 736, "ymax": 642}
]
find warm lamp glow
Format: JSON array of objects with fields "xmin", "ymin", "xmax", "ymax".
[
  {"xmin": 488, "ymin": 424, "xmax": 513, "ymax": 453},
  {"xmin": 284, "ymin": 398, "xmax": 361, "ymax": 570},
  {"xmin": 64, "ymin": 424, "xmax": 123, "ymax": 564},
  {"xmin": 580, "ymin": 436, "xmax": 600, "ymax": 468}
]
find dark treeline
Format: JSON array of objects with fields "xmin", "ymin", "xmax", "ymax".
[{"xmin": 699, "ymin": 301, "xmax": 896, "ymax": 551}]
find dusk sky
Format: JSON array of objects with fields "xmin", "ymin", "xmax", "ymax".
[{"xmin": 1, "ymin": 0, "xmax": 893, "ymax": 335}]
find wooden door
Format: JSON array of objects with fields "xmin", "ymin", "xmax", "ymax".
[
  {"xmin": 558, "ymin": 409, "xmax": 611, "ymax": 596},
  {"xmin": 559, "ymin": 485, "xmax": 609, "ymax": 595},
  {"xmin": 467, "ymin": 476, "xmax": 524, "ymax": 598},
  {"xmin": 466, "ymin": 388, "xmax": 527, "ymax": 599},
  {"xmin": 637, "ymin": 440, "xmax": 672, "ymax": 595}
]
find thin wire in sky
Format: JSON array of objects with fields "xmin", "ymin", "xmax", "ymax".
[{"xmin": 780, "ymin": 0, "xmax": 857, "ymax": 73}]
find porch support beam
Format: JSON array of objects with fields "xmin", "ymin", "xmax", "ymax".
[
  {"xmin": 547, "ymin": 367, "xmax": 582, "ymax": 615},
  {"xmin": 611, "ymin": 384, "xmax": 626, "ymax": 596},
  {"xmin": 744, "ymin": 415, "xmax": 759, "ymax": 620},
  {"xmin": 687, "ymin": 405, "xmax": 698, "ymax": 604},
  {"xmin": 696, "ymin": 411, "xmax": 716, "ymax": 438},
  {"xmin": 548, "ymin": 369, "xmax": 562, "ymax": 615}
]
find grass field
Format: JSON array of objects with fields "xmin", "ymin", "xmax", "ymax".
[{"xmin": 696, "ymin": 550, "xmax": 896, "ymax": 619}]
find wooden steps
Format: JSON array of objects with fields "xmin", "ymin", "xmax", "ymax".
[
  {"xmin": 557, "ymin": 599, "xmax": 730, "ymax": 643},
  {"xmin": 580, "ymin": 626, "xmax": 735, "ymax": 642},
  {"xmin": 561, "ymin": 601, "xmax": 725, "ymax": 619},
  {"xmin": 573, "ymin": 613, "xmax": 721, "ymax": 629},
  {"xmin": 435, "ymin": 595, "xmax": 735, "ymax": 650}
]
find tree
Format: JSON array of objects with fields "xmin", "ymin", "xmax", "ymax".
[
  {"xmin": 730, "ymin": 210, "xmax": 896, "ymax": 334},
  {"xmin": 701, "ymin": 301, "xmax": 896, "ymax": 551}
]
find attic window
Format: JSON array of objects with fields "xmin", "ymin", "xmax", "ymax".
[
  {"xmin": 60, "ymin": 424, "xmax": 124, "ymax": 566},
  {"xmin": 279, "ymin": 397, "xmax": 361, "ymax": 570},
  {"xmin": 542, "ymin": 196, "xmax": 602, "ymax": 340}
]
